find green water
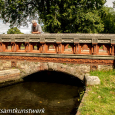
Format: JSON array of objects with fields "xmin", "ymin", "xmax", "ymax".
[{"xmin": 0, "ymin": 70, "xmax": 85, "ymax": 115}]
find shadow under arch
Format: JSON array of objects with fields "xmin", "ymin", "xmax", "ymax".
[
  {"xmin": 22, "ymin": 69, "xmax": 86, "ymax": 115},
  {"xmin": 23, "ymin": 69, "xmax": 85, "ymax": 87}
]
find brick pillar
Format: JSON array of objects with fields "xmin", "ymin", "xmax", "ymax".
[
  {"xmin": 107, "ymin": 45, "xmax": 110, "ymax": 55},
  {"xmin": 74, "ymin": 43, "xmax": 78, "ymax": 54},
  {"xmin": 103, "ymin": 45, "xmax": 105, "ymax": 50},
  {"xmin": 56, "ymin": 44, "xmax": 58, "ymax": 53},
  {"xmin": 25, "ymin": 42, "xmax": 30, "ymax": 52},
  {"xmin": 45, "ymin": 43, "xmax": 48, "ymax": 53},
  {"xmin": 0, "ymin": 42, "xmax": 3, "ymax": 52},
  {"xmin": 40, "ymin": 42, "xmax": 45, "ymax": 53},
  {"xmin": 29, "ymin": 43, "xmax": 33, "ymax": 52},
  {"xmin": 43, "ymin": 43, "xmax": 46, "ymax": 53},
  {"xmin": 110, "ymin": 46, "xmax": 112, "ymax": 54},
  {"xmin": 78, "ymin": 43, "xmax": 81, "ymax": 54},
  {"xmin": 71, "ymin": 44, "xmax": 74, "ymax": 54},
  {"xmin": 92, "ymin": 43, "xmax": 98, "ymax": 55},
  {"xmin": 15, "ymin": 43, "xmax": 18, "ymax": 52},
  {"xmin": 17, "ymin": 43, "xmax": 20, "ymax": 51},
  {"xmin": 39, "ymin": 44, "xmax": 42, "ymax": 53},
  {"xmin": 62, "ymin": 44, "xmax": 64, "ymax": 54},
  {"xmin": 14, "ymin": 43, "xmax": 17, "ymax": 52},
  {"xmin": 73, "ymin": 44, "xmax": 76, "ymax": 54},
  {"xmin": 11, "ymin": 42, "xmax": 15, "ymax": 52},
  {"xmin": 111, "ymin": 44, "xmax": 115, "ymax": 56},
  {"xmin": 56, "ymin": 43, "xmax": 61, "ymax": 54},
  {"xmin": 89, "ymin": 44, "xmax": 92, "ymax": 54},
  {"xmin": 41, "ymin": 44, "xmax": 44, "ymax": 53},
  {"xmin": 93, "ymin": 44, "xmax": 96, "ymax": 55},
  {"xmin": 44, "ymin": 43, "xmax": 47, "ymax": 53},
  {"xmin": 2, "ymin": 43, "xmax": 6, "ymax": 52}
]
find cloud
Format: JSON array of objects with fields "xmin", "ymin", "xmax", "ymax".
[
  {"xmin": 104, "ymin": 0, "xmax": 114, "ymax": 7},
  {"xmin": 0, "ymin": 19, "xmax": 32, "ymax": 34}
]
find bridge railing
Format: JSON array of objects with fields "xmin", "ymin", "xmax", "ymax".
[{"xmin": 0, "ymin": 34, "xmax": 115, "ymax": 56}]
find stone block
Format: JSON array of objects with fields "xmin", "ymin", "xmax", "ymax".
[
  {"xmin": 98, "ymin": 65, "xmax": 113, "ymax": 71},
  {"xmin": 85, "ymin": 76, "xmax": 100, "ymax": 85},
  {"xmin": 47, "ymin": 62, "xmax": 54, "ymax": 68},
  {"xmin": 0, "ymin": 69, "xmax": 20, "ymax": 75},
  {"xmin": 3, "ymin": 62, "xmax": 11, "ymax": 68},
  {"xmin": 0, "ymin": 69, "xmax": 20, "ymax": 83},
  {"xmin": 61, "ymin": 64, "xmax": 68, "ymax": 68},
  {"xmin": 52, "ymin": 64, "xmax": 57, "ymax": 70},
  {"xmin": 42, "ymin": 63, "xmax": 48, "ymax": 70},
  {"xmin": 75, "ymin": 74, "xmax": 84, "ymax": 81}
]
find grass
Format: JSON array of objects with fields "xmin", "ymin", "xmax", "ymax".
[{"xmin": 79, "ymin": 69, "xmax": 115, "ymax": 115}]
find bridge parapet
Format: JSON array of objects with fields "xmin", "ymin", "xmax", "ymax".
[{"xmin": 0, "ymin": 34, "xmax": 115, "ymax": 55}]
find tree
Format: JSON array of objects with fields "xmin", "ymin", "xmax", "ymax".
[
  {"xmin": 7, "ymin": 27, "xmax": 24, "ymax": 34},
  {"xmin": 99, "ymin": 6, "xmax": 115, "ymax": 33},
  {"xmin": 0, "ymin": 0, "xmax": 106, "ymax": 33},
  {"xmin": 0, "ymin": 0, "xmax": 4, "ymax": 18},
  {"xmin": 113, "ymin": 1, "xmax": 115, "ymax": 8}
]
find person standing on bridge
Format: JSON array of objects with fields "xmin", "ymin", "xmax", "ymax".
[{"xmin": 31, "ymin": 20, "xmax": 43, "ymax": 34}]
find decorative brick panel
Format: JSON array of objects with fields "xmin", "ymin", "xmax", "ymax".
[
  {"xmin": 0, "ymin": 55, "xmax": 114, "ymax": 65},
  {"xmin": 90, "ymin": 65, "xmax": 98, "ymax": 71},
  {"xmin": 11, "ymin": 61, "xmax": 17, "ymax": 67}
]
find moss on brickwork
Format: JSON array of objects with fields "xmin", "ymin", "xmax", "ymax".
[
  {"xmin": 63, "ymin": 63, "xmax": 67, "ymax": 65},
  {"xmin": 34, "ymin": 62, "xmax": 38, "ymax": 64}
]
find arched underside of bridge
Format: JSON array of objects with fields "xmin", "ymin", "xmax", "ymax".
[
  {"xmin": 15, "ymin": 61, "xmax": 88, "ymax": 81},
  {"xmin": 22, "ymin": 69, "xmax": 85, "ymax": 87}
]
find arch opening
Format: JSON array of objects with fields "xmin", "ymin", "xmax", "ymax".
[
  {"xmin": 98, "ymin": 44, "xmax": 109, "ymax": 54},
  {"xmin": 20, "ymin": 43, "xmax": 25, "ymax": 50},
  {"xmin": 22, "ymin": 70, "xmax": 86, "ymax": 115},
  {"xmin": 48, "ymin": 44, "xmax": 55, "ymax": 51}
]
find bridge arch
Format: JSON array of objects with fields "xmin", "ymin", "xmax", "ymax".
[{"xmin": 17, "ymin": 61, "xmax": 87, "ymax": 82}]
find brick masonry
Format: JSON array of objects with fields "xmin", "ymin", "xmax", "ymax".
[{"xmin": 0, "ymin": 59, "xmax": 113, "ymax": 83}]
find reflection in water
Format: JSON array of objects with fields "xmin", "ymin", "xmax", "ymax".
[{"xmin": 0, "ymin": 70, "xmax": 85, "ymax": 115}]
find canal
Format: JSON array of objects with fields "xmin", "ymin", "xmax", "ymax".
[{"xmin": 0, "ymin": 70, "xmax": 86, "ymax": 115}]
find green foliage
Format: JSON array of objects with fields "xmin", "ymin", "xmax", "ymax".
[
  {"xmin": 99, "ymin": 46, "xmax": 103, "ymax": 49},
  {"xmin": 7, "ymin": 27, "xmax": 24, "ymax": 34},
  {"xmin": 0, "ymin": 0, "xmax": 107, "ymax": 33},
  {"xmin": 68, "ymin": 45, "xmax": 72, "ymax": 48},
  {"xmin": 0, "ymin": 0, "xmax": 4, "ymax": 11},
  {"xmin": 99, "ymin": 6, "xmax": 115, "ymax": 33}
]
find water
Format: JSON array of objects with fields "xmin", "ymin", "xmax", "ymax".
[{"xmin": 0, "ymin": 70, "xmax": 85, "ymax": 115}]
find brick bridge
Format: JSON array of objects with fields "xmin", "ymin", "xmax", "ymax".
[{"xmin": 0, "ymin": 34, "xmax": 115, "ymax": 81}]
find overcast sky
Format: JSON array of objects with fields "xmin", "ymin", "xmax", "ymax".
[{"xmin": 0, "ymin": 0, "xmax": 114, "ymax": 34}]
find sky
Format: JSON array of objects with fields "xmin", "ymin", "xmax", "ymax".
[{"xmin": 0, "ymin": 0, "xmax": 114, "ymax": 34}]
